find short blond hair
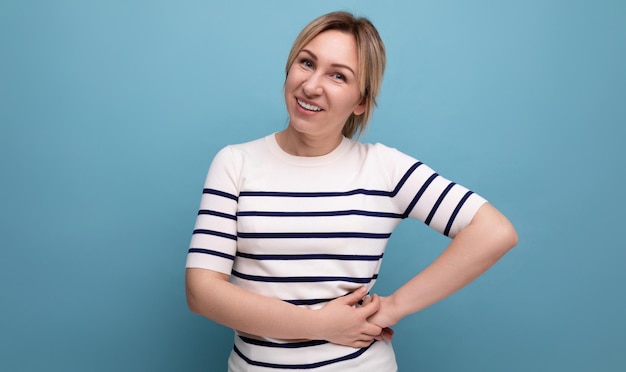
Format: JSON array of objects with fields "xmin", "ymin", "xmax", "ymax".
[{"xmin": 285, "ymin": 11, "xmax": 386, "ymax": 138}]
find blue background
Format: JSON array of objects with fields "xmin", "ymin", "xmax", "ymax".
[{"xmin": 1, "ymin": 1, "xmax": 624, "ymax": 371}]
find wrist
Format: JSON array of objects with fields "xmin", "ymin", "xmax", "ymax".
[
  {"xmin": 306, "ymin": 308, "xmax": 326, "ymax": 340},
  {"xmin": 386, "ymin": 293, "xmax": 406, "ymax": 324}
]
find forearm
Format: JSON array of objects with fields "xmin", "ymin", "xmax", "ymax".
[
  {"xmin": 186, "ymin": 268, "xmax": 381, "ymax": 346},
  {"xmin": 186, "ymin": 268, "xmax": 319, "ymax": 340},
  {"xmin": 383, "ymin": 203, "xmax": 518, "ymax": 324}
]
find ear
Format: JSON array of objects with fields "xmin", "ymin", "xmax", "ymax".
[{"xmin": 353, "ymin": 98, "xmax": 366, "ymax": 116}]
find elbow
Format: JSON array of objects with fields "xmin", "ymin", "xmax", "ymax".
[
  {"xmin": 495, "ymin": 218, "xmax": 518, "ymax": 253},
  {"xmin": 505, "ymin": 223, "xmax": 519, "ymax": 250},
  {"xmin": 185, "ymin": 268, "xmax": 229, "ymax": 316},
  {"xmin": 185, "ymin": 271, "xmax": 205, "ymax": 315},
  {"xmin": 186, "ymin": 286, "xmax": 201, "ymax": 314},
  {"xmin": 472, "ymin": 203, "xmax": 518, "ymax": 254}
]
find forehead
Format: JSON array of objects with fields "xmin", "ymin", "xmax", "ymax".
[{"xmin": 301, "ymin": 30, "xmax": 358, "ymax": 65}]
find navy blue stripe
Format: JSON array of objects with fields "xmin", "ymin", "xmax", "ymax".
[
  {"xmin": 197, "ymin": 209, "xmax": 237, "ymax": 220},
  {"xmin": 236, "ymin": 162, "xmax": 423, "ymax": 200},
  {"xmin": 239, "ymin": 335, "xmax": 328, "ymax": 349},
  {"xmin": 233, "ymin": 342, "xmax": 374, "ymax": 369},
  {"xmin": 237, "ymin": 209, "xmax": 403, "ymax": 218},
  {"xmin": 237, "ymin": 232, "xmax": 390, "ymax": 239},
  {"xmin": 232, "ymin": 270, "xmax": 377, "ymax": 284},
  {"xmin": 188, "ymin": 248, "xmax": 235, "ymax": 260},
  {"xmin": 236, "ymin": 252, "xmax": 383, "ymax": 261},
  {"xmin": 283, "ymin": 288, "xmax": 364, "ymax": 306},
  {"xmin": 203, "ymin": 188, "xmax": 238, "ymax": 201},
  {"xmin": 390, "ymin": 161, "xmax": 423, "ymax": 196},
  {"xmin": 240, "ymin": 189, "xmax": 391, "ymax": 197},
  {"xmin": 444, "ymin": 190, "xmax": 474, "ymax": 236},
  {"xmin": 193, "ymin": 229, "xmax": 237, "ymax": 240},
  {"xmin": 402, "ymin": 173, "xmax": 439, "ymax": 217},
  {"xmin": 425, "ymin": 182, "xmax": 455, "ymax": 225},
  {"xmin": 284, "ymin": 298, "xmax": 333, "ymax": 306}
]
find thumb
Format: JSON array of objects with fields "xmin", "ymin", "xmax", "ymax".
[
  {"xmin": 339, "ymin": 286, "xmax": 368, "ymax": 305},
  {"xmin": 358, "ymin": 293, "xmax": 381, "ymax": 317}
]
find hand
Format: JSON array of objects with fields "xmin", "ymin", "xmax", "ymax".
[
  {"xmin": 360, "ymin": 294, "xmax": 397, "ymax": 342},
  {"xmin": 314, "ymin": 286, "xmax": 383, "ymax": 348}
]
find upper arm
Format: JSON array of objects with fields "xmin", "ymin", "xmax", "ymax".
[
  {"xmin": 186, "ymin": 267, "xmax": 230, "ymax": 285},
  {"xmin": 186, "ymin": 146, "xmax": 240, "ymax": 275},
  {"xmin": 466, "ymin": 202, "xmax": 518, "ymax": 248}
]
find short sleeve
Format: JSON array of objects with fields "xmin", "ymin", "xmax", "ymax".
[
  {"xmin": 376, "ymin": 144, "xmax": 487, "ymax": 238},
  {"xmin": 185, "ymin": 146, "xmax": 240, "ymax": 274}
]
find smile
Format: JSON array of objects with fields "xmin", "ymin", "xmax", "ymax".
[{"xmin": 297, "ymin": 98, "xmax": 322, "ymax": 112}]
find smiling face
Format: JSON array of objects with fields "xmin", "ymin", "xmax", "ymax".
[{"xmin": 284, "ymin": 30, "xmax": 365, "ymax": 142}]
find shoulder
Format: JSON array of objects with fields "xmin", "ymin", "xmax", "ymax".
[
  {"xmin": 352, "ymin": 140, "xmax": 420, "ymax": 166},
  {"xmin": 204, "ymin": 135, "xmax": 273, "ymax": 179},
  {"xmin": 224, "ymin": 135, "xmax": 268, "ymax": 154},
  {"xmin": 213, "ymin": 134, "xmax": 272, "ymax": 162}
]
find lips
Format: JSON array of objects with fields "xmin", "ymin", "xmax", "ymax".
[{"xmin": 296, "ymin": 98, "xmax": 322, "ymax": 112}]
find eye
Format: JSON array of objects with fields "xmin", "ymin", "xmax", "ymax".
[
  {"xmin": 332, "ymin": 72, "xmax": 346, "ymax": 82},
  {"xmin": 299, "ymin": 58, "xmax": 314, "ymax": 68}
]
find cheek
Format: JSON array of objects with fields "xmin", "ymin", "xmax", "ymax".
[
  {"xmin": 333, "ymin": 89, "xmax": 362, "ymax": 109},
  {"xmin": 285, "ymin": 66, "xmax": 302, "ymax": 90}
]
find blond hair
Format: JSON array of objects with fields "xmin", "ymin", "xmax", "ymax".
[{"xmin": 285, "ymin": 11, "xmax": 386, "ymax": 138}]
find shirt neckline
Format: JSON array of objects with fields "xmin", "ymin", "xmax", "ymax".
[{"xmin": 265, "ymin": 132, "xmax": 353, "ymax": 167}]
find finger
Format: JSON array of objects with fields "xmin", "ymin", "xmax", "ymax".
[
  {"xmin": 359, "ymin": 295, "xmax": 373, "ymax": 306},
  {"xmin": 375, "ymin": 327, "xmax": 394, "ymax": 342},
  {"xmin": 362, "ymin": 321, "xmax": 381, "ymax": 337},
  {"xmin": 383, "ymin": 327, "xmax": 395, "ymax": 337},
  {"xmin": 352, "ymin": 339, "xmax": 374, "ymax": 348},
  {"xmin": 361, "ymin": 321, "xmax": 383, "ymax": 338},
  {"xmin": 339, "ymin": 286, "xmax": 367, "ymax": 305},
  {"xmin": 357, "ymin": 293, "xmax": 381, "ymax": 317},
  {"xmin": 357, "ymin": 334, "xmax": 376, "ymax": 345}
]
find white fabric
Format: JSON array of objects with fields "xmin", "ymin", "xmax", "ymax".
[{"xmin": 187, "ymin": 133, "xmax": 487, "ymax": 371}]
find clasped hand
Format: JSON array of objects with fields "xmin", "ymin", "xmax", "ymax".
[{"xmin": 315, "ymin": 286, "xmax": 396, "ymax": 348}]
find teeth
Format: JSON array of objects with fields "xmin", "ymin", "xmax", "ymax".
[{"xmin": 297, "ymin": 98, "xmax": 322, "ymax": 112}]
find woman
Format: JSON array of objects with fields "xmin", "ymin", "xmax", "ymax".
[{"xmin": 186, "ymin": 11, "xmax": 517, "ymax": 371}]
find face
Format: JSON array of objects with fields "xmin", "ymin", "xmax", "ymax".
[{"xmin": 284, "ymin": 30, "xmax": 365, "ymax": 139}]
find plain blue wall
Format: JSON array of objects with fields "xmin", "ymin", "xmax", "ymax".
[{"xmin": 1, "ymin": 1, "xmax": 624, "ymax": 371}]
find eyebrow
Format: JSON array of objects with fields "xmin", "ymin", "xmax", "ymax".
[{"xmin": 300, "ymin": 49, "xmax": 356, "ymax": 77}]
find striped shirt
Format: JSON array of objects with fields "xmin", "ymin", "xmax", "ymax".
[{"xmin": 186, "ymin": 133, "xmax": 487, "ymax": 371}]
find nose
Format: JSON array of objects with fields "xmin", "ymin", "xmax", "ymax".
[{"xmin": 302, "ymin": 73, "xmax": 323, "ymax": 97}]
